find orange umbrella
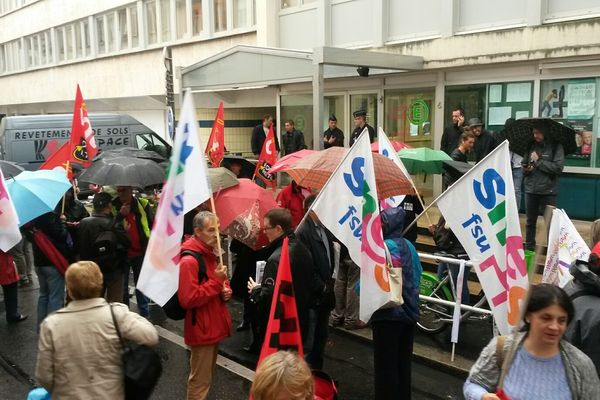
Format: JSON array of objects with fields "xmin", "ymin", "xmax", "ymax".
[
  {"xmin": 281, "ymin": 147, "xmax": 414, "ymax": 199},
  {"xmin": 269, "ymin": 149, "xmax": 317, "ymax": 174}
]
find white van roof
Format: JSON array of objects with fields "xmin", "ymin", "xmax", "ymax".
[{"xmin": 1, "ymin": 113, "xmax": 145, "ymax": 129}]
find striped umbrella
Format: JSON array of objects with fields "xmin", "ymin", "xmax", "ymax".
[{"xmin": 281, "ymin": 147, "xmax": 414, "ymax": 199}]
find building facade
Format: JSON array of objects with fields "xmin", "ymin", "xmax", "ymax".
[{"xmin": 2, "ymin": 0, "xmax": 600, "ymax": 218}]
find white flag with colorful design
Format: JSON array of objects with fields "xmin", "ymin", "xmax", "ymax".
[
  {"xmin": 0, "ymin": 169, "xmax": 21, "ymax": 251},
  {"xmin": 436, "ymin": 141, "xmax": 528, "ymax": 335},
  {"xmin": 138, "ymin": 92, "xmax": 211, "ymax": 306},
  {"xmin": 377, "ymin": 127, "xmax": 410, "ymax": 208},
  {"xmin": 312, "ymin": 129, "xmax": 389, "ymax": 321}
]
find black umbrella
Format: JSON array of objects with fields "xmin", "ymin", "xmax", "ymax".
[
  {"xmin": 0, "ymin": 160, "xmax": 25, "ymax": 178},
  {"xmin": 442, "ymin": 160, "xmax": 473, "ymax": 182},
  {"xmin": 222, "ymin": 155, "xmax": 256, "ymax": 179},
  {"xmin": 94, "ymin": 147, "xmax": 166, "ymax": 163},
  {"xmin": 499, "ymin": 118, "xmax": 577, "ymax": 157},
  {"xmin": 79, "ymin": 156, "xmax": 165, "ymax": 188}
]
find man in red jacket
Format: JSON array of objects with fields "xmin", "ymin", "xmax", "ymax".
[{"xmin": 178, "ymin": 210, "xmax": 232, "ymax": 400}]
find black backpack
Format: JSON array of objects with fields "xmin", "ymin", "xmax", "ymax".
[
  {"xmin": 162, "ymin": 250, "xmax": 207, "ymax": 320},
  {"xmin": 90, "ymin": 221, "xmax": 121, "ymax": 269}
]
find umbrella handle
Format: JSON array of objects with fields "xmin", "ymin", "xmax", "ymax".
[{"xmin": 209, "ymin": 194, "xmax": 225, "ymax": 268}]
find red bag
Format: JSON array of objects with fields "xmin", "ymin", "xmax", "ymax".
[
  {"xmin": 313, "ymin": 370, "xmax": 338, "ymax": 400},
  {"xmin": 0, "ymin": 251, "xmax": 19, "ymax": 286},
  {"xmin": 31, "ymin": 228, "xmax": 69, "ymax": 275}
]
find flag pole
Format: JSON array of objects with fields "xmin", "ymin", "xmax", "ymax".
[
  {"xmin": 60, "ymin": 160, "xmax": 70, "ymax": 215},
  {"xmin": 208, "ymin": 193, "xmax": 224, "ymax": 267}
]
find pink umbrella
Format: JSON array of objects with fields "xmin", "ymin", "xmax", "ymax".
[
  {"xmin": 269, "ymin": 149, "xmax": 317, "ymax": 174},
  {"xmin": 370, "ymin": 140, "xmax": 412, "ymax": 152}
]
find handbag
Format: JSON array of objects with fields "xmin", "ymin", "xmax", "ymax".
[
  {"xmin": 380, "ymin": 243, "xmax": 403, "ymax": 309},
  {"xmin": 109, "ymin": 304, "xmax": 162, "ymax": 400}
]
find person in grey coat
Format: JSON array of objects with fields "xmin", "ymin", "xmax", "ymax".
[
  {"xmin": 522, "ymin": 126, "xmax": 564, "ymax": 250},
  {"xmin": 564, "ymin": 254, "xmax": 600, "ymax": 376},
  {"xmin": 464, "ymin": 284, "xmax": 599, "ymax": 400}
]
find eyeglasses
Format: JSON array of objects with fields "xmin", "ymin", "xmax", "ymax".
[{"xmin": 263, "ymin": 225, "xmax": 276, "ymax": 231}]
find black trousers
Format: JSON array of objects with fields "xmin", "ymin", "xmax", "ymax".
[
  {"xmin": 372, "ymin": 320, "xmax": 416, "ymax": 400},
  {"xmin": 2, "ymin": 282, "xmax": 19, "ymax": 321},
  {"xmin": 525, "ymin": 193, "xmax": 556, "ymax": 251}
]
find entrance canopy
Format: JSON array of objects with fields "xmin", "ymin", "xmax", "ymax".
[{"xmin": 181, "ymin": 45, "xmax": 424, "ymax": 146}]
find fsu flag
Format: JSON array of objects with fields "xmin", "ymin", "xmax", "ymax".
[
  {"xmin": 253, "ymin": 125, "xmax": 277, "ymax": 190},
  {"xmin": 257, "ymin": 237, "xmax": 303, "ymax": 366},
  {"xmin": 68, "ymin": 85, "xmax": 97, "ymax": 167},
  {"xmin": 0, "ymin": 169, "xmax": 21, "ymax": 252},
  {"xmin": 205, "ymin": 102, "xmax": 225, "ymax": 167},
  {"xmin": 38, "ymin": 142, "xmax": 73, "ymax": 179}
]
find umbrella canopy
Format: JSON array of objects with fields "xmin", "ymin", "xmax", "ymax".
[
  {"xmin": 0, "ymin": 160, "xmax": 25, "ymax": 178},
  {"xmin": 269, "ymin": 149, "xmax": 317, "ymax": 174},
  {"xmin": 370, "ymin": 140, "xmax": 412, "ymax": 152},
  {"xmin": 222, "ymin": 155, "xmax": 256, "ymax": 179},
  {"xmin": 213, "ymin": 179, "xmax": 278, "ymax": 250},
  {"xmin": 5, "ymin": 169, "xmax": 71, "ymax": 226},
  {"xmin": 397, "ymin": 147, "xmax": 452, "ymax": 174},
  {"xmin": 280, "ymin": 147, "xmax": 414, "ymax": 199},
  {"xmin": 79, "ymin": 156, "xmax": 165, "ymax": 188},
  {"xmin": 442, "ymin": 160, "xmax": 473, "ymax": 182},
  {"xmin": 95, "ymin": 147, "xmax": 166, "ymax": 162},
  {"xmin": 208, "ymin": 167, "xmax": 239, "ymax": 192},
  {"xmin": 498, "ymin": 118, "xmax": 577, "ymax": 157}
]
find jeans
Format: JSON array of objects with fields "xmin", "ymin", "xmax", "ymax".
[
  {"xmin": 512, "ymin": 167, "xmax": 523, "ymax": 211},
  {"xmin": 437, "ymin": 263, "xmax": 471, "ymax": 304},
  {"xmin": 525, "ymin": 193, "xmax": 557, "ymax": 251},
  {"xmin": 122, "ymin": 255, "xmax": 149, "ymax": 317},
  {"xmin": 36, "ymin": 266, "xmax": 65, "ymax": 326},
  {"xmin": 372, "ymin": 321, "xmax": 416, "ymax": 400},
  {"xmin": 304, "ymin": 306, "xmax": 330, "ymax": 370}
]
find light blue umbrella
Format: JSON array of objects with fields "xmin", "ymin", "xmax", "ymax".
[{"xmin": 6, "ymin": 169, "xmax": 71, "ymax": 226}]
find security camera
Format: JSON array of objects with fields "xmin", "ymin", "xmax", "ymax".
[{"xmin": 356, "ymin": 66, "xmax": 370, "ymax": 77}]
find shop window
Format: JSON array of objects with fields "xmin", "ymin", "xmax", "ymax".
[
  {"xmin": 192, "ymin": 0, "xmax": 203, "ymax": 35},
  {"xmin": 175, "ymin": 0, "xmax": 187, "ymax": 38},
  {"xmin": 350, "ymin": 93, "xmax": 378, "ymax": 139},
  {"xmin": 486, "ymin": 81, "xmax": 533, "ymax": 132},
  {"xmin": 280, "ymin": 94, "xmax": 313, "ymax": 149},
  {"xmin": 540, "ymin": 78, "xmax": 599, "ymax": 168},
  {"xmin": 323, "ymin": 95, "xmax": 345, "ymax": 145},
  {"xmin": 444, "ymin": 84, "xmax": 486, "ymax": 129},
  {"xmin": 214, "ymin": 0, "xmax": 227, "ymax": 32},
  {"xmin": 384, "ymin": 89, "xmax": 434, "ymax": 147}
]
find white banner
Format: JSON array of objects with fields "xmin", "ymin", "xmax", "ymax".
[
  {"xmin": 0, "ymin": 169, "xmax": 21, "ymax": 252},
  {"xmin": 436, "ymin": 141, "xmax": 528, "ymax": 335},
  {"xmin": 543, "ymin": 208, "xmax": 589, "ymax": 287},
  {"xmin": 138, "ymin": 92, "xmax": 211, "ymax": 306},
  {"xmin": 312, "ymin": 130, "xmax": 389, "ymax": 321}
]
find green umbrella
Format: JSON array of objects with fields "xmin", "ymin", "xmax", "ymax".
[{"xmin": 397, "ymin": 147, "xmax": 452, "ymax": 175}]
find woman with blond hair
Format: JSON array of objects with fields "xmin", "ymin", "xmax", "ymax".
[
  {"xmin": 35, "ymin": 261, "xmax": 159, "ymax": 400},
  {"xmin": 251, "ymin": 351, "xmax": 314, "ymax": 400}
]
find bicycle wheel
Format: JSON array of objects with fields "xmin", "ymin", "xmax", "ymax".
[{"xmin": 418, "ymin": 271, "xmax": 454, "ymax": 334}]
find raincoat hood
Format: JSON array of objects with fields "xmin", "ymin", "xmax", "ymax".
[
  {"xmin": 569, "ymin": 259, "xmax": 600, "ymax": 297},
  {"xmin": 381, "ymin": 207, "xmax": 406, "ymax": 240}
]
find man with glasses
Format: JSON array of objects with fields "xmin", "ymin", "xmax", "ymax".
[{"xmin": 247, "ymin": 208, "xmax": 313, "ymax": 353}]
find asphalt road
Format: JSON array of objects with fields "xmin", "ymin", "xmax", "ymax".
[{"xmin": 1, "ymin": 278, "xmax": 469, "ymax": 399}]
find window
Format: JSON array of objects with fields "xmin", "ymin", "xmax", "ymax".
[
  {"xmin": 350, "ymin": 93, "xmax": 378, "ymax": 137},
  {"xmin": 0, "ymin": 45, "xmax": 5, "ymax": 73},
  {"xmin": 192, "ymin": 0, "xmax": 203, "ymax": 35},
  {"xmin": 82, "ymin": 21, "xmax": 90, "ymax": 56},
  {"xmin": 160, "ymin": 0, "xmax": 171, "ymax": 41},
  {"xmin": 214, "ymin": 0, "xmax": 227, "ymax": 32},
  {"xmin": 119, "ymin": 8, "xmax": 128, "ymax": 49},
  {"xmin": 540, "ymin": 78, "xmax": 599, "ymax": 168},
  {"xmin": 65, "ymin": 24, "xmax": 74, "ymax": 59},
  {"xmin": 233, "ymin": 0, "xmax": 247, "ymax": 28},
  {"xmin": 39, "ymin": 34, "xmax": 46, "ymax": 64},
  {"xmin": 74, "ymin": 22, "xmax": 82, "ymax": 58},
  {"xmin": 146, "ymin": 0, "xmax": 158, "ymax": 44},
  {"xmin": 175, "ymin": 0, "xmax": 187, "ymax": 38},
  {"xmin": 96, "ymin": 16, "xmax": 106, "ymax": 54},
  {"xmin": 56, "ymin": 26, "xmax": 66, "ymax": 60},
  {"xmin": 385, "ymin": 89, "xmax": 434, "ymax": 144},
  {"xmin": 130, "ymin": 6, "xmax": 139, "ymax": 47},
  {"xmin": 107, "ymin": 13, "xmax": 116, "ymax": 52},
  {"xmin": 280, "ymin": 94, "xmax": 313, "ymax": 148}
]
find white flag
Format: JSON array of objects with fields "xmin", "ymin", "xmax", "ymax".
[
  {"xmin": 138, "ymin": 92, "xmax": 211, "ymax": 306},
  {"xmin": 0, "ymin": 170, "xmax": 21, "ymax": 251},
  {"xmin": 377, "ymin": 128, "xmax": 411, "ymax": 208},
  {"xmin": 543, "ymin": 208, "xmax": 589, "ymax": 287},
  {"xmin": 436, "ymin": 141, "xmax": 528, "ymax": 335},
  {"xmin": 312, "ymin": 130, "xmax": 389, "ymax": 321}
]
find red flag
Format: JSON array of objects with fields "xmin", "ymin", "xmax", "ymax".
[
  {"xmin": 257, "ymin": 237, "xmax": 303, "ymax": 366},
  {"xmin": 253, "ymin": 125, "xmax": 277, "ymax": 190},
  {"xmin": 68, "ymin": 85, "xmax": 97, "ymax": 167},
  {"xmin": 205, "ymin": 102, "xmax": 225, "ymax": 167},
  {"xmin": 39, "ymin": 142, "xmax": 73, "ymax": 179}
]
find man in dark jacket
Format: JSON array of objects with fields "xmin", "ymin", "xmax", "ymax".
[
  {"xmin": 468, "ymin": 118, "xmax": 497, "ymax": 162},
  {"xmin": 79, "ymin": 192, "xmax": 130, "ymax": 302},
  {"xmin": 323, "ymin": 114, "xmax": 344, "ymax": 149},
  {"xmin": 282, "ymin": 120, "xmax": 306, "ymax": 156},
  {"xmin": 251, "ymin": 114, "xmax": 279, "ymax": 156},
  {"xmin": 62, "ymin": 187, "xmax": 89, "ymax": 252},
  {"xmin": 522, "ymin": 126, "xmax": 564, "ymax": 250},
  {"xmin": 296, "ymin": 194, "xmax": 338, "ymax": 369},
  {"xmin": 440, "ymin": 107, "xmax": 465, "ymax": 155},
  {"xmin": 27, "ymin": 211, "xmax": 75, "ymax": 326},
  {"xmin": 349, "ymin": 110, "xmax": 375, "ymax": 146},
  {"xmin": 248, "ymin": 208, "xmax": 313, "ymax": 353},
  {"xmin": 112, "ymin": 186, "xmax": 154, "ymax": 317},
  {"xmin": 564, "ymin": 254, "xmax": 600, "ymax": 376}
]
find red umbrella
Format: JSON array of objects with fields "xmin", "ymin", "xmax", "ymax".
[
  {"xmin": 213, "ymin": 179, "xmax": 279, "ymax": 250},
  {"xmin": 280, "ymin": 147, "xmax": 414, "ymax": 199},
  {"xmin": 370, "ymin": 140, "xmax": 412, "ymax": 152},
  {"xmin": 269, "ymin": 149, "xmax": 317, "ymax": 174}
]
